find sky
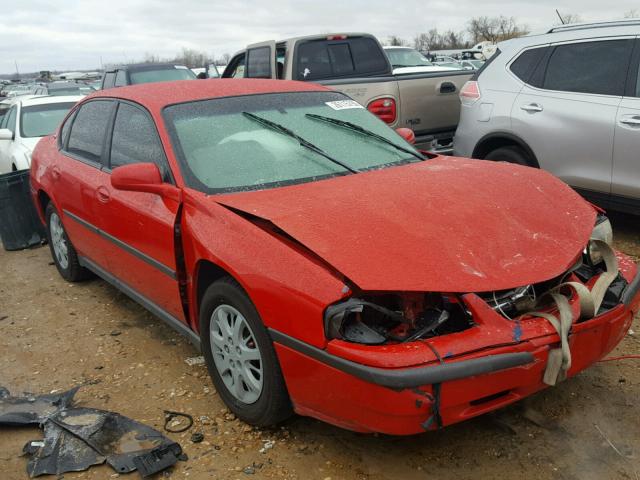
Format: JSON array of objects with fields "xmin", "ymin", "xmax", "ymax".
[{"xmin": 1, "ymin": 0, "xmax": 638, "ymax": 74}]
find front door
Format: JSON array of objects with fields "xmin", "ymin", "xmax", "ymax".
[{"xmin": 97, "ymin": 101, "xmax": 184, "ymax": 321}]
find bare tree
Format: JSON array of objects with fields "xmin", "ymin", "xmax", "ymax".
[
  {"xmin": 386, "ymin": 35, "xmax": 408, "ymax": 47},
  {"xmin": 220, "ymin": 53, "xmax": 231, "ymax": 65},
  {"xmin": 468, "ymin": 16, "xmax": 528, "ymax": 44},
  {"xmin": 174, "ymin": 48, "xmax": 212, "ymax": 68},
  {"xmin": 555, "ymin": 12, "xmax": 582, "ymax": 25},
  {"xmin": 624, "ymin": 9, "xmax": 639, "ymax": 18},
  {"xmin": 413, "ymin": 33, "xmax": 430, "ymax": 52}
]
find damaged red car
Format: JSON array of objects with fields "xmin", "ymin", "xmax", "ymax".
[{"xmin": 30, "ymin": 80, "xmax": 640, "ymax": 435}]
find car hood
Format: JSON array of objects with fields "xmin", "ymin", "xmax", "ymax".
[
  {"xmin": 19, "ymin": 137, "xmax": 40, "ymax": 153},
  {"xmin": 214, "ymin": 157, "xmax": 595, "ymax": 293}
]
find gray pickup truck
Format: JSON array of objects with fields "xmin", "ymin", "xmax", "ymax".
[{"xmin": 222, "ymin": 33, "xmax": 472, "ymax": 152}]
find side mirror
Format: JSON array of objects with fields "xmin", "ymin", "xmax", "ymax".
[
  {"xmin": 395, "ymin": 127, "xmax": 416, "ymax": 145},
  {"xmin": 0, "ymin": 128, "xmax": 14, "ymax": 141},
  {"xmin": 111, "ymin": 163, "xmax": 180, "ymax": 202}
]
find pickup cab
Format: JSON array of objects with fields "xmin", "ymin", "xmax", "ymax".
[{"xmin": 222, "ymin": 33, "xmax": 472, "ymax": 152}]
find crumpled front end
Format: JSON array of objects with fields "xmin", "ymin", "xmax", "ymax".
[{"xmin": 271, "ymin": 222, "xmax": 640, "ymax": 434}]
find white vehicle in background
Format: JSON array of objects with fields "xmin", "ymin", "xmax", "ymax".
[
  {"xmin": 383, "ymin": 46, "xmax": 453, "ymax": 74},
  {"xmin": 0, "ymin": 95, "xmax": 82, "ymax": 173}
]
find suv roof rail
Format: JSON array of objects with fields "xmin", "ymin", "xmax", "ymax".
[{"xmin": 547, "ymin": 19, "xmax": 640, "ymax": 33}]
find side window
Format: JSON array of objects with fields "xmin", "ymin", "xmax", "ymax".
[
  {"xmin": 510, "ymin": 47, "xmax": 548, "ymax": 84},
  {"xmin": 222, "ymin": 54, "xmax": 246, "ymax": 78},
  {"xmin": 109, "ymin": 103, "xmax": 169, "ymax": 179},
  {"xmin": 58, "ymin": 110, "xmax": 75, "ymax": 149},
  {"xmin": 103, "ymin": 72, "xmax": 116, "ymax": 88},
  {"xmin": 114, "ymin": 70, "xmax": 128, "ymax": 87},
  {"xmin": 246, "ymin": 47, "xmax": 272, "ymax": 78},
  {"xmin": 3, "ymin": 106, "xmax": 17, "ymax": 133},
  {"xmin": 543, "ymin": 39, "xmax": 633, "ymax": 96},
  {"xmin": 66, "ymin": 100, "xmax": 114, "ymax": 163}
]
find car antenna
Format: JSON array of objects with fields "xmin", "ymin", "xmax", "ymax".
[{"xmin": 555, "ymin": 9, "xmax": 566, "ymax": 25}]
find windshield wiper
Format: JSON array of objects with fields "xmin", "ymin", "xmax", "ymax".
[
  {"xmin": 306, "ymin": 114, "xmax": 424, "ymax": 161},
  {"xmin": 242, "ymin": 112, "xmax": 358, "ymax": 173}
]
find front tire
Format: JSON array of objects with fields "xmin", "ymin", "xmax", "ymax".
[
  {"xmin": 45, "ymin": 203, "xmax": 90, "ymax": 282},
  {"xmin": 484, "ymin": 146, "xmax": 532, "ymax": 166},
  {"xmin": 200, "ymin": 278, "xmax": 292, "ymax": 426}
]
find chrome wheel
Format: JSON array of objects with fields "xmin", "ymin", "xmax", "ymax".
[
  {"xmin": 210, "ymin": 304, "xmax": 263, "ymax": 404},
  {"xmin": 49, "ymin": 212, "xmax": 69, "ymax": 270}
]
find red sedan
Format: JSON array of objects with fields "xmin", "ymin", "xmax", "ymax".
[{"xmin": 30, "ymin": 80, "xmax": 640, "ymax": 435}]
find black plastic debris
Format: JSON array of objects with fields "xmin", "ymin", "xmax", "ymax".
[
  {"xmin": 23, "ymin": 421, "xmax": 106, "ymax": 477},
  {"xmin": 0, "ymin": 386, "xmax": 185, "ymax": 478},
  {"xmin": 0, "ymin": 387, "xmax": 79, "ymax": 426}
]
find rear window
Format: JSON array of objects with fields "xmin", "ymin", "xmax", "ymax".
[
  {"xmin": 129, "ymin": 67, "xmax": 197, "ymax": 84},
  {"xmin": 66, "ymin": 100, "xmax": 114, "ymax": 163},
  {"xmin": 295, "ymin": 37, "xmax": 389, "ymax": 81},
  {"xmin": 20, "ymin": 102, "xmax": 76, "ymax": 138},
  {"xmin": 509, "ymin": 47, "xmax": 548, "ymax": 83},
  {"xmin": 246, "ymin": 47, "xmax": 272, "ymax": 78},
  {"xmin": 542, "ymin": 40, "xmax": 633, "ymax": 96}
]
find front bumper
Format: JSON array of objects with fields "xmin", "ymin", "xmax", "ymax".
[{"xmin": 272, "ymin": 261, "xmax": 640, "ymax": 435}]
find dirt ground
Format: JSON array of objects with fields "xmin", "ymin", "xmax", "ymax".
[{"xmin": 1, "ymin": 213, "xmax": 639, "ymax": 480}]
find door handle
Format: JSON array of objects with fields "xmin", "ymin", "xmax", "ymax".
[
  {"xmin": 520, "ymin": 103, "xmax": 543, "ymax": 113},
  {"xmin": 620, "ymin": 115, "xmax": 640, "ymax": 127},
  {"xmin": 51, "ymin": 166, "xmax": 61, "ymax": 180},
  {"xmin": 96, "ymin": 186, "xmax": 111, "ymax": 203},
  {"xmin": 439, "ymin": 81, "xmax": 457, "ymax": 94}
]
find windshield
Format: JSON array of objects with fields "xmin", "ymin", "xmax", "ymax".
[
  {"xmin": 164, "ymin": 91, "xmax": 423, "ymax": 193},
  {"xmin": 20, "ymin": 102, "xmax": 76, "ymax": 138},
  {"xmin": 386, "ymin": 48, "xmax": 433, "ymax": 68},
  {"xmin": 130, "ymin": 67, "xmax": 197, "ymax": 84}
]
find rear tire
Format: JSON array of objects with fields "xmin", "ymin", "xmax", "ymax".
[
  {"xmin": 484, "ymin": 146, "xmax": 532, "ymax": 166},
  {"xmin": 45, "ymin": 203, "xmax": 90, "ymax": 282},
  {"xmin": 200, "ymin": 277, "xmax": 292, "ymax": 427}
]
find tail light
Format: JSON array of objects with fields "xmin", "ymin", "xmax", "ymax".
[
  {"xmin": 326, "ymin": 34, "xmax": 348, "ymax": 40},
  {"xmin": 367, "ymin": 97, "xmax": 397, "ymax": 124},
  {"xmin": 460, "ymin": 81, "xmax": 481, "ymax": 105}
]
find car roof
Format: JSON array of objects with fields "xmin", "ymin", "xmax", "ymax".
[
  {"xmin": 383, "ymin": 46, "xmax": 414, "ymax": 50},
  {"xmin": 20, "ymin": 95, "xmax": 84, "ymax": 107},
  {"xmin": 88, "ymin": 79, "xmax": 331, "ymax": 111}
]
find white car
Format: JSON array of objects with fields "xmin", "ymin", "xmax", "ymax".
[
  {"xmin": 0, "ymin": 95, "xmax": 82, "ymax": 173},
  {"xmin": 383, "ymin": 46, "xmax": 453, "ymax": 74}
]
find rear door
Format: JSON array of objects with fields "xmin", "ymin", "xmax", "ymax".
[
  {"xmin": 611, "ymin": 37, "xmax": 640, "ymax": 212},
  {"xmin": 98, "ymin": 101, "xmax": 184, "ymax": 321},
  {"xmin": 511, "ymin": 38, "xmax": 634, "ymax": 200},
  {"xmin": 56, "ymin": 99, "xmax": 116, "ymax": 269},
  {"xmin": 245, "ymin": 41, "xmax": 276, "ymax": 79}
]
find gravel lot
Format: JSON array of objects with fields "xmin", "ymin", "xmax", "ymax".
[{"xmin": 1, "ymin": 213, "xmax": 638, "ymax": 480}]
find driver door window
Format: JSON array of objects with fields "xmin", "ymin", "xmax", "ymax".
[{"xmin": 109, "ymin": 103, "xmax": 171, "ymax": 180}]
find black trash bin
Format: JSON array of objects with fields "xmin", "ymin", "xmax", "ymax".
[{"xmin": 0, "ymin": 169, "xmax": 46, "ymax": 251}]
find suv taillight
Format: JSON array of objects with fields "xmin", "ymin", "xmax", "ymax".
[
  {"xmin": 367, "ymin": 97, "xmax": 397, "ymax": 124},
  {"xmin": 460, "ymin": 81, "xmax": 481, "ymax": 105}
]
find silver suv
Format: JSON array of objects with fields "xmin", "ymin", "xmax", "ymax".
[{"xmin": 454, "ymin": 20, "xmax": 640, "ymax": 214}]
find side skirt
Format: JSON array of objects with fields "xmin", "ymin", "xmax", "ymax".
[{"xmin": 78, "ymin": 256, "xmax": 201, "ymax": 350}]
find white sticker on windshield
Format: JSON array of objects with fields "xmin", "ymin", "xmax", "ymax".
[
  {"xmin": 325, "ymin": 100, "xmax": 364, "ymax": 111},
  {"xmin": 175, "ymin": 65, "xmax": 189, "ymax": 69}
]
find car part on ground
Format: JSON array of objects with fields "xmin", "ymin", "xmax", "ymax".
[{"xmin": 0, "ymin": 386, "xmax": 186, "ymax": 477}]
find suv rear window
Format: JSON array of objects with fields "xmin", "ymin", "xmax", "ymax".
[
  {"xmin": 542, "ymin": 39, "xmax": 633, "ymax": 96},
  {"xmin": 295, "ymin": 37, "xmax": 388, "ymax": 81},
  {"xmin": 509, "ymin": 47, "xmax": 547, "ymax": 83}
]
